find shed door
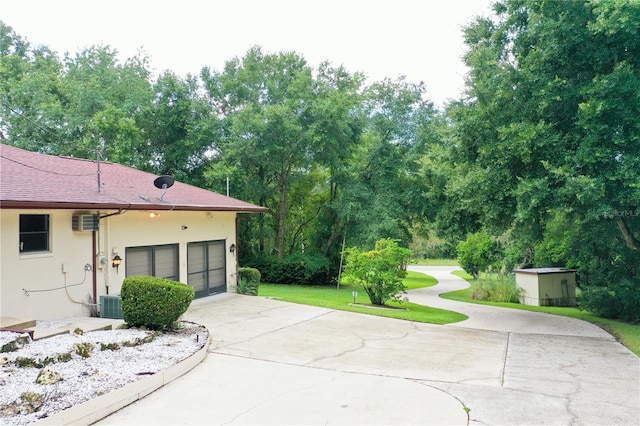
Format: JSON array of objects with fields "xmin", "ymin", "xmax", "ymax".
[{"xmin": 187, "ymin": 240, "xmax": 226, "ymax": 298}]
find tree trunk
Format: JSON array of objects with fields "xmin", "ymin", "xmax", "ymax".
[
  {"xmin": 617, "ymin": 219, "xmax": 640, "ymax": 250},
  {"xmin": 257, "ymin": 166, "xmax": 267, "ymax": 254},
  {"xmin": 322, "ymin": 217, "xmax": 342, "ymax": 257}
]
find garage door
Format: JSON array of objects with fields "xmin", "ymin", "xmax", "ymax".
[
  {"xmin": 125, "ymin": 244, "xmax": 179, "ymax": 281},
  {"xmin": 187, "ymin": 240, "xmax": 226, "ymax": 298}
]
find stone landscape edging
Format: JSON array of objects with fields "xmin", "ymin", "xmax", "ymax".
[{"xmin": 33, "ymin": 330, "xmax": 211, "ymax": 425}]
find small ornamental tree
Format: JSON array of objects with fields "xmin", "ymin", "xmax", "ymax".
[
  {"xmin": 457, "ymin": 232, "xmax": 499, "ymax": 279},
  {"xmin": 342, "ymin": 238, "xmax": 413, "ymax": 305}
]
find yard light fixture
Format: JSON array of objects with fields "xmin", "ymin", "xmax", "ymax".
[
  {"xmin": 112, "ymin": 254, "xmax": 122, "ymax": 272},
  {"xmin": 229, "ymin": 244, "xmax": 236, "ymax": 253}
]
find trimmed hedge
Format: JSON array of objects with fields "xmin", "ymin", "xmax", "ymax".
[
  {"xmin": 238, "ymin": 267, "xmax": 261, "ymax": 296},
  {"xmin": 246, "ymin": 253, "xmax": 330, "ymax": 285},
  {"xmin": 120, "ymin": 276, "xmax": 194, "ymax": 330},
  {"xmin": 239, "ymin": 267, "xmax": 261, "ymax": 284}
]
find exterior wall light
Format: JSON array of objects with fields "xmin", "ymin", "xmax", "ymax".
[
  {"xmin": 229, "ymin": 244, "xmax": 236, "ymax": 253},
  {"xmin": 112, "ymin": 254, "xmax": 122, "ymax": 272}
]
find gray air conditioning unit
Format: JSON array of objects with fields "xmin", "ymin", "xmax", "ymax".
[{"xmin": 72, "ymin": 214, "xmax": 99, "ymax": 232}]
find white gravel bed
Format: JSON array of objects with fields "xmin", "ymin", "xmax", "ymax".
[{"xmin": 0, "ymin": 322, "xmax": 208, "ymax": 425}]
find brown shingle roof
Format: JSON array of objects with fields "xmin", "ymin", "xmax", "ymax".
[{"xmin": 0, "ymin": 144, "xmax": 267, "ymax": 213}]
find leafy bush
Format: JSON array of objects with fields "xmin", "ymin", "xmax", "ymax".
[
  {"xmin": 457, "ymin": 231, "xmax": 500, "ymax": 279},
  {"xmin": 580, "ymin": 279, "xmax": 640, "ymax": 323},
  {"xmin": 121, "ymin": 276, "xmax": 194, "ymax": 330},
  {"xmin": 342, "ymin": 238, "xmax": 413, "ymax": 305},
  {"xmin": 237, "ymin": 278, "xmax": 259, "ymax": 296},
  {"xmin": 246, "ymin": 253, "xmax": 331, "ymax": 285},
  {"xmin": 238, "ymin": 267, "xmax": 261, "ymax": 296},
  {"xmin": 470, "ymin": 273, "xmax": 523, "ymax": 303},
  {"xmin": 239, "ymin": 267, "xmax": 261, "ymax": 284}
]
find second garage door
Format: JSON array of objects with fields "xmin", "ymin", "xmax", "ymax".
[{"xmin": 187, "ymin": 240, "xmax": 227, "ymax": 298}]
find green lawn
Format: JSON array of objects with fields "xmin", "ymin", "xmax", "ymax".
[
  {"xmin": 258, "ymin": 267, "xmax": 639, "ymax": 357},
  {"xmin": 444, "ymin": 270, "xmax": 640, "ymax": 356},
  {"xmin": 258, "ymin": 270, "xmax": 468, "ymax": 325}
]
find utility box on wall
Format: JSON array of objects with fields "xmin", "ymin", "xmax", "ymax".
[{"xmin": 513, "ymin": 268, "xmax": 577, "ymax": 307}]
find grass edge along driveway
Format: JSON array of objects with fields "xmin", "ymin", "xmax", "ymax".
[
  {"xmin": 442, "ymin": 270, "xmax": 640, "ymax": 357},
  {"xmin": 258, "ymin": 267, "xmax": 639, "ymax": 357},
  {"xmin": 258, "ymin": 270, "xmax": 468, "ymax": 325}
]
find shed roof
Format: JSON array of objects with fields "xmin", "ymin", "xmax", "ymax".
[
  {"xmin": 0, "ymin": 144, "xmax": 267, "ymax": 213},
  {"xmin": 513, "ymin": 268, "xmax": 576, "ymax": 275}
]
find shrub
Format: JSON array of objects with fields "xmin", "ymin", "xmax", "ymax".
[
  {"xmin": 247, "ymin": 253, "xmax": 330, "ymax": 285},
  {"xmin": 120, "ymin": 276, "xmax": 194, "ymax": 330},
  {"xmin": 457, "ymin": 231, "xmax": 500, "ymax": 279},
  {"xmin": 469, "ymin": 273, "xmax": 523, "ymax": 303},
  {"xmin": 580, "ymin": 279, "xmax": 640, "ymax": 323},
  {"xmin": 239, "ymin": 267, "xmax": 261, "ymax": 284},
  {"xmin": 342, "ymin": 238, "xmax": 413, "ymax": 305},
  {"xmin": 237, "ymin": 278, "xmax": 259, "ymax": 296},
  {"xmin": 238, "ymin": 267, "xmax": 261, "ymax": 296}
]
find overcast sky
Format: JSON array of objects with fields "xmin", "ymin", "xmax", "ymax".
[{"xmin": 1, "ymin": 0, "xmax": 494, "ymax": 107}]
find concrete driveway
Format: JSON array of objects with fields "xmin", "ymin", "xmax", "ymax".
[{"xmin": 97, "ymin": 266, "xmax": 639, "ymax": 425}]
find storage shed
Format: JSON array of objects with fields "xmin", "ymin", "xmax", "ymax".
[{"xmin": 513, "ymin": 268, "xmax": 577, "ymax": 307}]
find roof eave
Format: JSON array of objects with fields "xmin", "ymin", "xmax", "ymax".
[{"xmin": 0, "ymin": 201, "xmax": 269, "ymax": 213}]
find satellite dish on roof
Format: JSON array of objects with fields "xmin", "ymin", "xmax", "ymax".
[
  {"xmin": 154, "ymin": 175, "xmax": 175, "ymax": 200},
  {"xmin": 154, "ymin": 175, "xmax": 175, "ymax": 189}
]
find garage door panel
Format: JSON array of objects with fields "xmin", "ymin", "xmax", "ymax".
[
  {"xmin": 125, "ymin": 245, "xmax": 178, "ymax": 280},
  {"xmin": 188, "ymin": 240, "xmax": 227, "ymax": 297},
  {"xmin": 188, "ymin": 244, "xmax": 206, "ymax": 272},
  {"xmin": 125, "ymin": 248, "xmax": 152, "ymax": 277},
  {"xmin": 207, "ymin": 241, "xmax": 225, "ymax": 268},
  {"xmin": 155, "ymin": 245, "xmax": 178, "ymax": 280},
  {"xmin": 188, "ymin": 271, "xmax": 207, "ymax": 293}
]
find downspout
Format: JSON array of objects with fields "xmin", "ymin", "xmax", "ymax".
[
  {"xmin": 235, "ymin": 214, "xmax": 239, "ymax": 287},
  {"xmin": 92, "ymin": 230, "xmax": 98, "ymax": 307}
]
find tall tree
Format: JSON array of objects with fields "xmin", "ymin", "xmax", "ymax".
[
  {"xmin": 202, "ymin": 46, "xmax": 315, "ymax": 258},
  {"xmin": 306, "ymin": 62, "xmax": 366, "ymax": 257},
  {"xmin": 0, "ymin": 21, "xmax": 65, "ymax": 152},
  {"xmin": 140, "ymin": 71, "xmax": 216, "ymax": 186},
  {"xmin": 0, "ymin": 23, "xmax": 154, "ymax": 167},
  {"xmin": 61, "ymin": 46, "xmax": 153, "ymax": 165},
  {"xmin": 436, "ymin": 0, "xmax": 640, "ymax": 319},
  {"xmin": 342, "ymin": 76, "xmax": 438, "ymax": 249}
]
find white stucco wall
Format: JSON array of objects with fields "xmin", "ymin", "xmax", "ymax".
[
  {"xmin": 101, "ymin": 210, "xmax": 238, "ymax": 295},
  {"xmin": 1, "ymin": 209, "xmax": 96, "ymax": 319},
  {"xmin": 515, "ymin": 270, "xmax": 577, "ymax": 306},
  {"xmin": 1, "ymin": 209, "xmax": 238, "ymax": 320},
  {"xmin": 515, "ymin": 273, "xmax": 541, "ymax": 303}
]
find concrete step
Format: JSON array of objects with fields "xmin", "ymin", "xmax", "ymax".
[
  {"xmin": 26, "ymin": 326, "xmax": 70, "ymax": 340},
  {"xmin": 0, "ymin": 317, "xmax": 36, "ymax": 329},
  {"xmin": 24, "ymin": 317, "xmax": 126, "ymax": 340},
  {"xmin": 58, "ymin": 317, "xmax": 126, "ymax": 334}
]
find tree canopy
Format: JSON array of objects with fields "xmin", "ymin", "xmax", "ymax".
[
  {"xmin": 2, "ymin": 0, "xmax": 639, "ymax": 321},
  {"xmin": 421, "ymin": 0, "xmax": 640, "ymax": 321}
]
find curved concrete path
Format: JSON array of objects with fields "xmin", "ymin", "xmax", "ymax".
[
  {"xmin": 408, "ymin": 266, "xmax": 614, "ymax": 337},
  {"xmin": 96, "ymin": 267, "xmax": 639, "ymax": 425}
]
